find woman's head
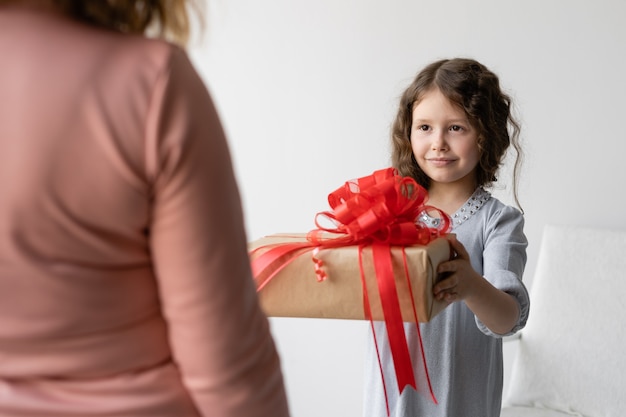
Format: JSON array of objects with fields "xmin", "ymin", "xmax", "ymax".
[
  {"xmin": 1, "ymin": 0, "xmax": 201, "ymax": 46},
  {"xmin": 391, "ymin": 58, "xmax": 521, "ymax": 203}
]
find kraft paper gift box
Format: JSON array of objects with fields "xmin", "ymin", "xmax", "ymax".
[
  {"xmin": 249, "ymin": 168, "xmax": 451, "ymax": 409},
  {"xmin": 249, "ymin": 233, "xmax": 451, "ymax": 323}
]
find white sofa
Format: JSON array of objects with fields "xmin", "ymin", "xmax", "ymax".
[{"xmin": 501, "ymin": 224, "xmax": 626, "ymax": 416}]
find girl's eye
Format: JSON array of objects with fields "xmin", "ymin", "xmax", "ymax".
[
  {"xmin": 416, "ymin": 124, "xmax": 430, "ymax": 132},
  {"xmin": 450, "ymin": 125, "xmax": 464, "ymax": 132}
]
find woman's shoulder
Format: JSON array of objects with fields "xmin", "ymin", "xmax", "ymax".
[
  {"xmin": 5, "ymin": 8, "xmax": 190, "ymax": 82},
  {"xmin": 67, "ymin": 10, "xmax": 188, "ymax": 77},
  {"xmin": 77, "ymin": 28, "xmax": 196, "ymax": 101},
  {"xmin": 88, "ymin": 29, "xmax": 186, "ymax": 78}
]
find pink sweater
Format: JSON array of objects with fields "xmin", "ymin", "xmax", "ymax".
[{"xmin": 0, "ymin": 6, "xmax": 289, "ymax": 417}]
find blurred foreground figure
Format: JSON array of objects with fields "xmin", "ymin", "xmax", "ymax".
[{"xmin": 0, "ymin": 1, "xmax": 290, "ymax": 416}]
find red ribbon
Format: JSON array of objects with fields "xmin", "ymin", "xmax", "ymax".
[{"xmin": 250, "ymin": 167, "xmax": 450, "ymax": 413}]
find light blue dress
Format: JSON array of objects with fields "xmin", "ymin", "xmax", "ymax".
[{"xmin": 363, "ymin": 188, "xmax": 530, "ymax": 417}]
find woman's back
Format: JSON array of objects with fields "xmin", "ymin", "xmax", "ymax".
[
  {"xmin": 0, "ymin": 7, "xmax": 171, "ymax": 376},
  {"xmin": 0, "ymin": 6, "xmax": 289, "ymax": 416}
]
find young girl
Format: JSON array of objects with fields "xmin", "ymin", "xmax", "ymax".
[{"xmin": 364, "ymin": 58, "xmax": 529, "ymax": 416}]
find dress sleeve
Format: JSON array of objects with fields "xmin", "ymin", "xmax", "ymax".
[
  {"xmin": 476, "ymin": 205, "xmax": 530, "ymax": 337},
  {"xmin": 144, "ymin": 47, "xmax": 289, "ymax": 417}
]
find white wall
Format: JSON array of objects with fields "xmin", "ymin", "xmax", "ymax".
[{"xmin": 190, "ymin": 1, "xmax": 626, "ymax": 415}]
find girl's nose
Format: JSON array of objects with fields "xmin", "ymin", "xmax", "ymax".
[{"xmin": 431, "ymin": 131, "xmax": 449, "ymax": 151}]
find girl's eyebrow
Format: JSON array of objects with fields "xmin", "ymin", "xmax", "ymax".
[{"xmin": 412, "ymin": 118, "xmax": 470, "ymax": 124}]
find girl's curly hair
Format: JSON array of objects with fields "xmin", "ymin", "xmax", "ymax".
[{"xmin": 391, "ymin": 58, "xmax": 523, "ymax": 209}]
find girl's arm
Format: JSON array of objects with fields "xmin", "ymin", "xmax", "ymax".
[{"xmin": 434, "ymin": 234, "xmax": 521, "ymax": 335}]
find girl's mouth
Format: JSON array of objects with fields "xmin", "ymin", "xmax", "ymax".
[{"xmin": 428, "ymin": 158, "xmax": 455, "ymax": 167}]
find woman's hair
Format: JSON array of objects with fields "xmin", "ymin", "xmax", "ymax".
[
  {"xmin": 2, "ymin": 0, "xmax": 201, "ymax": 46},
  {"xmin": 391, "ymin": 58, "xmax": 523, "ymax": 209}
]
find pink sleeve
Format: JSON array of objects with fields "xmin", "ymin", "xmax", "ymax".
[{"xmin": 145, "ymin": 48, "xmax": 289, "ymax": 417}]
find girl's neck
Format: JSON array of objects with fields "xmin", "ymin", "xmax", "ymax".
[{"xmin": 427, "ymin": 181, "xmax": 478, "ymax": 216}]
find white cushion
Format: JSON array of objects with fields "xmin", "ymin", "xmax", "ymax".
[
  {"xmin": 502, "ymin": 225, "xmax": 626, "ymax": 416},
  {"xmin": 501, "ymin": 406, "xmax": 575, "ymax": 417}
]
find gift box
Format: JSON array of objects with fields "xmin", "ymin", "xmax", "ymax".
[
  {"xmin": 250, "ymin": 233, "xmax": 451, "ymax": 323},
  {"xmin": 249, "ymin": 167, "xmax": 452, "ymax": 409}
]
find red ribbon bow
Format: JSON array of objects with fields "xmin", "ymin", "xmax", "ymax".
[
  {"xmin": 308, "ymin": 167, "xmax": 447, "ymax": 246},
  {"xmin": 251, "ymin": 168, "xmax": 450, "ymax": 414}
]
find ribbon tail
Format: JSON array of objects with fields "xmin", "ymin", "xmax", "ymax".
[
  {"xmin": 401, "ymin": 248, "xmax": 437, "ymax": 404},
  {"xmin": 371, "ymin": 242, "xmax": 416, "ymax": 393},
  {"xmin": 251, "ymin": 243, "xmax": 313, "ymax": 291},
  {"xmin": 359, "ymin": 247, "xmax": 392, "ymax": 417}
]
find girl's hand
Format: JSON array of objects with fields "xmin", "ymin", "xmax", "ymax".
[{"xmin": 433, "ymin": 235, "xmax": 482, "ymax": 304}]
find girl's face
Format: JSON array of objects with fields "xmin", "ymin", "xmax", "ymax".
[{"xmin": 410, "ymin": 88, "xmax": 480, "ymax": 192}]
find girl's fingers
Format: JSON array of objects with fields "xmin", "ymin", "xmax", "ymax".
[
  {"xmin": 435, "ymin": 287, "xmax": 458, "ymax": 303},
  {"xmin": 434, "ymin": 270, "xmax": 457, "ymax": 295},
  {"xmin": 444, "ymin": 292, "xmax": 458, "ymax": 303}
]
